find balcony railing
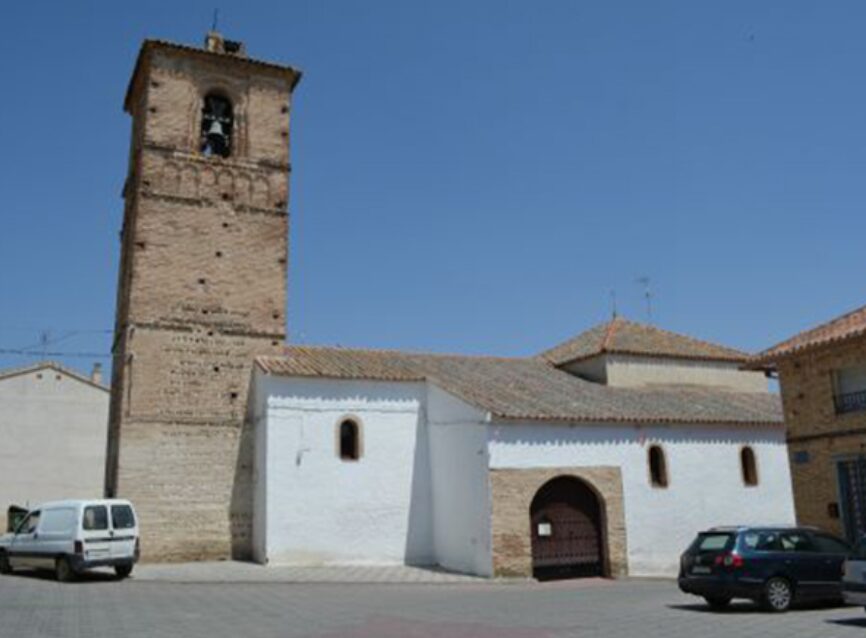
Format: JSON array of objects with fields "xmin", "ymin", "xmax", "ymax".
[{"xmin": 835, "ymin": 390, "xmax": 866, "ymax": 415}]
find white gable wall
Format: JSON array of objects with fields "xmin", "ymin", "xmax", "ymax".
[
  {"xmin": 426, "ymin": 384, "xmax": 493, "ymax": 576},
  {"xmin": 488, "ymin": 421, "xmax": 795, "ymax": 576},
  {"xmin": 255, "ymin": 375, "xmax": 434, "ymax": 565},
  {"xmin": 0, "ymin": 367, "xmax": 108, "ymax": 530}
]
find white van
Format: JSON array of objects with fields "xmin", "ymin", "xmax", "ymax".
[{"xmin": 0, "ymin": 499, "xmax": 139, "ymax": 582}]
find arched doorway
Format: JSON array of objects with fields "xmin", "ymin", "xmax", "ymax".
[{"xmin": 529, "ymin": 475, "xmax": 606, "ymax": 580}]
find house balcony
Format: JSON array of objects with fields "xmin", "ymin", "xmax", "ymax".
[{"xmin": 834, "ymin": 390, "xmax": 866, "ymax": 415}]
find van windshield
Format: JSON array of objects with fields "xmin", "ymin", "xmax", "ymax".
[{"xmin": 111, "ymin": 505, "xmax": 136, "ymax": 530}]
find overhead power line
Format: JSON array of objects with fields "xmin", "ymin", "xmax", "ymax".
[{"xmin": 0, "ymin": 348, "xmax": 111, "ymax": 359}]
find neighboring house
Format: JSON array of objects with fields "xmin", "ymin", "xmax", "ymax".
[
  {"xmin": 754, "ymin": 305, "xmax": 866, "ymax": 542},
  {"xmin": 0, "ymin": 362, "xmax": 109, "ymax": 531},
  {"xmin": 250, "ymin": 318, "xmax": 795, "ymax": 578}
]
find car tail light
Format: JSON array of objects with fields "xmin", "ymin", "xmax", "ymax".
[
  {"xmin": 134, "ymin": 538, "xmax": 140, "ymax": 559},
  {"xmin": 73, "ymin": 541, "xmax": 83, "ymax": 555},
  {"xmin": 714, "ymin": 552, "xmax": 744, "ymax": 568}
]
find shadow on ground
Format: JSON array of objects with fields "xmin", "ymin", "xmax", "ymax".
[
  {"xmin": 3, "ymin": 568, "xmax": 122, "ymax": 584},
  {"xmin": 826, "ymin": 617, "xmax": 866, "ymax": 628},
  {"xmin": 669, "ymin": 600, "xmax": 847, "ymax": 615}
]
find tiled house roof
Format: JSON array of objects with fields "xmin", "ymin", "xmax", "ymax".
[
  {"xmin": 256, "ymin": 345, "xmax": 781, "ymax": 426},
  {"xmin": 0, "ymin": 361, "xmax": 109, "ymax": 392},
  {"xmin": 755, "ymin": 304, "xmax": 866, "ymax": 364},
  {"xmin": 539, "ymin": 318, "xmax": 749, "ymax": 366}
]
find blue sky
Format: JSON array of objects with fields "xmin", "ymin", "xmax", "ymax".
[{"xmin": 1, "ymin": 1, "xmax": 865, "ymax": 375}]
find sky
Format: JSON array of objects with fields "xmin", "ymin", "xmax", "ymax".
[{"xmin": 1, "ymin": 0, "xmax": 865, "ymax": 376}]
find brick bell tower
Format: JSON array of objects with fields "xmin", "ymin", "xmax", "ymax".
[{"xmin": 106, "ymin": 33, "xmax": 301, "ymax": 561}]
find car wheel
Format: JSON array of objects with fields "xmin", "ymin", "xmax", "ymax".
[
  {"xmin": 703, "ymin": 595, "xmax": 732, "ymax": 609},
  {"xmin": 114, "ymin": 564, "xmax": 133, "ymax": 579},
  {"xmin": 55, "ymin": 557, "xmax": 75, "ymax": 583},
  {"xmin": 762, "ymin": 577, "xmax": 793, "ymax": 612},
  {"xmin": 0, "ymin": 553, "xmax": 11, "ymax": 575}
]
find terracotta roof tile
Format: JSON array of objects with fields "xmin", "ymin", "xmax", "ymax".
[
  {"xmin": 755, "ymin": 304, "xmax": 866, "ymax": 364},
  {"xmin": 256, "ymin": 345, "xmax": 781, "ymax": 426},
  {"xmin": 539, "ymin": 318, "xmax": 749, "ymax": 366}
]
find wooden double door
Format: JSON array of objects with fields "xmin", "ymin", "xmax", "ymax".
[{"xmin": 530, "ymin": 476, "xmax": 605, "ymax": 579}]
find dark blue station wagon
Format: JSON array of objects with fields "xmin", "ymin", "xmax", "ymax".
[{"xmin": 678, "ymin": 526, "xmax": 852, "ymax": 611}]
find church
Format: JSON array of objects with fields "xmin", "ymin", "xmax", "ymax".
[{"xmin": 106, "ymin": 33, "xmax": 794, "ymax": 578}]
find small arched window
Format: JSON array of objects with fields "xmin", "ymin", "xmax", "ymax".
[
  {"xmin": 741, "ymin": 446, "xmax": 759, "ymax": 486},
  {"xmin": 338, "ymin": 419, "xmax": 361, "ymax": 461},
  {"xmin": 200, "ymin": 93, "xmax": 233, "ymax": 158},
  {"xmin": 648, "ymin": 445, "xmax": 668, "ymax": 488}
]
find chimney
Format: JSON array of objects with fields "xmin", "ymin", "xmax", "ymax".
[{"xmin": 91, "ymin": 363, "xmax": 103, "ymax": 386}]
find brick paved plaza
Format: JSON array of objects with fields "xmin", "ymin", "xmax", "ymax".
[{"xmin": 2, "ymin": 568, "xmax": 866, "ymax": 638}]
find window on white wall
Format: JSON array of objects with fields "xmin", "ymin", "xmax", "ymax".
[
  {"xmin": 338, "ymin": 419, "xmax": 361, "ymax": 461},
  {"xmin": 648, "ymin": 445, "xmax": 668, "ymax": 488},
  {"xmin": 741, "ymin": 447, "xmax": 759, "ymax": 486}
]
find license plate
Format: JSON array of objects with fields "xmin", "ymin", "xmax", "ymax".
[{"xmin": 692, "ymin": 566, "xmax": 711, "ymax": 575}]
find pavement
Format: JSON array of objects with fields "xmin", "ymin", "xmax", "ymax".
[
  {"xmin": 133, "ymin": 560, "xmax": 488, "ymax": 584},
  {"xmin": 2, "ymin": 564, "xmax": 866, "ymax": 637}
]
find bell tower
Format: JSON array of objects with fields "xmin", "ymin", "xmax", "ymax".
[{"xmin": 106, "ymin": 34, "xmax": 301, "ymax": 560}]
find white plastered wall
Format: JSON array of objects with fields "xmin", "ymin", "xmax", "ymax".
[
  {"xmin": 426, "ymin": 384, "xmax": 493, "ymax": 576},
  {"xmin": 0, "ymin": 367, "xmax": 108, "ymax": 529},
  {"xmin": 254, "ymin": 374, "xmax": 434, "ymax": 565},
  {"xmin": 488, "ymin": 421, "xmax": 795, "ymax": 576}
]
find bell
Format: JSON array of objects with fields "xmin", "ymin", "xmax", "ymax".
[{"xmin": 204, "ymin": 120, "xmax": 228, "ymax": 156}]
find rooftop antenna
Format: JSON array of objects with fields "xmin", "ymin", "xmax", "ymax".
[
  {"xmin": 39, "ymin": 330, "xmax": 50, "ymax": 360},
  {"xmin": 211, "ymin": 8, "xmax": 219, "ymax": 32},
  {"xmin": 609, "ymin": 289, "xmax": 618, "ymax": 319},
  {"xmin": 636, "ymin": 276, "xmax": 653, "ymax": 323}
]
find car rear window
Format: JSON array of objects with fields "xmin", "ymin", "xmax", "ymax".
[
  {"xmin": 694, "ymin": 533, "xmax": 734, "ymax": 552},
  {"xmin": 111, "ymin": 505, "xmax": 136, "ymax": 530},
  {"xmin": 83, "ymin": 506, "xmax": 108, "ymax": 531}
]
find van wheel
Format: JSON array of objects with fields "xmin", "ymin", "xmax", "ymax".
[
  {"xmin": 762, "ymin": 577, "xmax": 793, "ymax": 612},
  {"xmin": 0, "ymin": 553, "xmax": 11, "ymax": 575},
  {"xmin": 115, "ymin": 564, "xmax": 133, "ymax": 579},
  {"xmin": 55, "ymin": 557, "xmax": 75, "ymax": 583}
]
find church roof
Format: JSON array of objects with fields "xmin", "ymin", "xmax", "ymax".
[
  {"xmin": 539, "ymin": 318, "xmax": 749, "ymax": 366},
  {"xmin": 754, "ymin": 303, "xmax": 866, "ymax": 365},
  {"xmin": 256, "ymin": 346, "xmax": 781, "ymax": 426}
]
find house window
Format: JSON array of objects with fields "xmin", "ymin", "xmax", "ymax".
[
  {"xmin": 833, "ymin": 365, "xmax": 866, "ymax": 414},
  {"xmin": 648, "ymin": 445, "xmax": 668, "ymax": 488},
  {"xmin": 741, "ymin": 446, "xmax": 759, "ymax": 486},
  {"xmin": 338, "ymin": 419, "xmax": 361, "ymax": 461},
  {"xmin": 200, "ymin": 93, "xmax": 233, "ymax": 157}
]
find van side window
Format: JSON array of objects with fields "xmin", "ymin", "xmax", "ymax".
[
  {"xmin": 40, "ymin": 508, "xmax": 76, "ymax": 535},
  {"xmin": 83, "ymin": 506, "xmax": 108, "ymax": 531},
  {"xmin": 111, "ymin": 505, "xmax": 136, "ymax": 530}
]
